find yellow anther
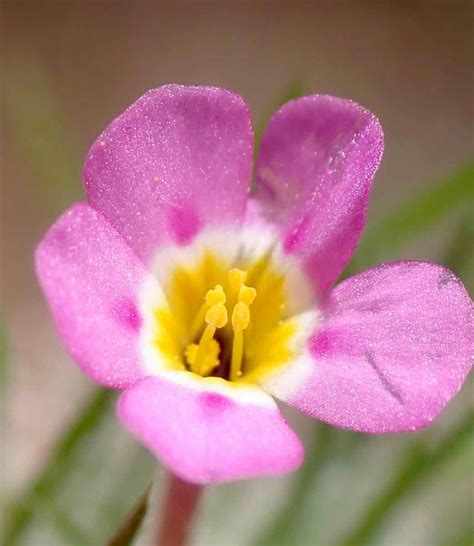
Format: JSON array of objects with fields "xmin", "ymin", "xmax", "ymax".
[
  {"xmin": 205, "ymin": 302, "xmax": 228, "ymax": 328},
  {"xmin": 199, "ymin": 339, "xmax": 221, "ymax": 376},
  {"xmin": 190, "ymin": 285, "xmax": 225, "ymax": 340},
  {"xmin": 228, "ymin": 268, "xmax": 248, "ymax": 293},
  {"xmin": 205, "ymin": 284, "xmax": 226, "ymax": 306},
  {"xmin": 232, "ymin": 301, "xmax": 250, "ymax": 331},
  {"xmin": 186, "ymin": 268, "xmax": 257, "ymax": 381},
  {"xmin": 185, "ymin": 343, "xmax": 198, "ymax": 365},
  {"xmin": 238, "ymin": 285, "xmax": 257, "ymax": 306},
  {"xmin": 185, "ymin": 339, "xmax": 220, "ymax": 376}
]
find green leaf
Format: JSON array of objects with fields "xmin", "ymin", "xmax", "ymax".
[
  {"xmin": 106, "ymin": 488, "xmax": 150, "ymax": 546},
  {"xmin": 4, "ymin": 387, "xmax": 155, "ymax": 546},
  {"xmin": 40, "ymin": 498, "xmax": 91, "ymax": 546},
  {"xmin": 3, "ymin": 388, "xmax": 114, "ymax": 545},
  {"xmin": 341, "ymin": 411, "xmax": 474, "ymax": 546},
  {"xmin": 440, "ymin": 210, "xmax": 474, "ymax": 290},
  {"xmin": 347, "ymin": 162, "xmax": 474, "ymax": 275}
]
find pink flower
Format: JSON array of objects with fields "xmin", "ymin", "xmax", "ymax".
[{"xmin": 36, "ymin": 85, "xmax": 472, "ymax": 484}]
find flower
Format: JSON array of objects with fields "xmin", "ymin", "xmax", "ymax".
[{"xmin": 35, "ymin": 85, "xmax": 472, "ymax": 484}]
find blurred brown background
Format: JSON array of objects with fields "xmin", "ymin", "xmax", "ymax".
[{"xmin": 2, "ymin": 0, "xmax": 473, "ymax": 533}]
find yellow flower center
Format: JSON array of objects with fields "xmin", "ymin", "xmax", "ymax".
[
  {"xmin": 150, "ymin": 251, "xmax": 302, "ymax": 384},
  {"xmin": 183, "ymin": 268, "xmax": 256, "ymax": 380}
]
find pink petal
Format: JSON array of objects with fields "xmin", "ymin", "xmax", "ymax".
[
  {"xmin": 35, "ymin": 203, "xmax": 157, "ymax": 388},
  {"xmin": 117, "ymin": 373, "xmax": 304, "ymax": 483},
  {"xmin": 262, "ymin": 262, "xmax": 472, "ymax": 433},
  {"xmin": 256, "ymin": 95, "xmax": 384, "ymax": 294},
  {"xmin": 84, "ymin": 85, "xmax": 253, "ymax": 263}
]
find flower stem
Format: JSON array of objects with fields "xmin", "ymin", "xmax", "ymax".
[{"xmin": 157, "ymin": 474, "xmax": 203, "ymax": 546}]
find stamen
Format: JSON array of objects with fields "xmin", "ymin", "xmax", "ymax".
[
  {"xmin": 190, "ymin": 285, "xmax": 226, "ymax": 340},
  {"xmin": 205, "ymin": 284, "xmax": 225, "ymax": 306},
  {"xmin": 228, "ymin": 268, "xmax": 248, "ymax": 293},
  {"xmin": 184, "ymin": 270, "xmax": 257, "ymax": 381},
  {"xmin": 185, "ymin": 343, "xmax": 198, "ymax": 366},
  {"xmin": 193, "ymin": 302, "xmax": 228, "ymax": 372},
  {"xmin": 185, "ymin": 339, "xmax": 220, "ymax": 376},
  {"xmin": 199, "ymin": 339, "xmax": 221, "ymax": 376},
  {"xmin": 230, "ymin": 281, "xmax": 256, "ymax": 381},
  {"xmin": 230, "ymin": 302, "xmax": 249, "ymax": 381},
  {"xmin": 238, "ymin": 285, "xmax": 256, "ymax": 306},
  {"xmin": 232, "ymin": 301, "xmax": 250, "ymax": 330},
  {"xmin": 230, "ymin": 329, "xmax": 244, "ymax": 381},
  {"xmin": 205, "ymin": 302, "xmax": 228, "ymax": 328}
]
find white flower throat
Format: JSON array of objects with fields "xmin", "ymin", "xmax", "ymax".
[{"xmin": 139, "ymin": 228, "xmax": 318, "ymax": 387}]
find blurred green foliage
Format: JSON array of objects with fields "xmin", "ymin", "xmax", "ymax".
[
  {"xmin": 442, "ymin": 210, "xmax": 474, "ymax": 291},
  {"xmin": 346, "ymin": 162, "xmax": 474, "ymax": 281},
  {"xmin": 4, "ymin": 390, "xmax": 114, "ymax": 545},
  {"xmin": 3, "ymin": 70, "xmax": 473, "ymax": 546},
  {"xmin": 4, "ymin": 56, "xmax": 81, "ymax": 209}
]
